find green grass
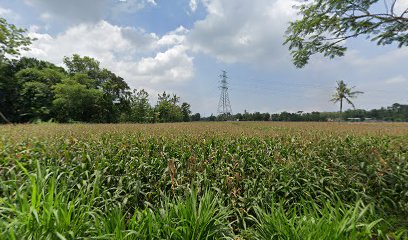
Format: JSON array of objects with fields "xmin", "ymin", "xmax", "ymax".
[
  {"xmin": 247, "ymin": 200, "xmax": 382, "ymax": 240},
  {"xmin": 1, "ymin": 122, "xmax": 408, "ymax": 239}
]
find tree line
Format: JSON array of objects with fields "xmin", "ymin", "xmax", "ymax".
[
  {"xmin": 0, "ymin": 55, "xmax": 196, "ymax": 123},
  {"xmin": 199, "ymin": 103, "xmax": 408, "ymax": 122},
  {"xmin": 2, "ymin": 51, "xmax": 402, "ymax": 123}
]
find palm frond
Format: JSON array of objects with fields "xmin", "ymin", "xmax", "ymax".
[
  {"xmin": 345, "ymin": 97, "xmax": 355, "ymax": 109},
  {"xmin": 349, "ymin": 91, "xmax": 364, "ymax": 98}
]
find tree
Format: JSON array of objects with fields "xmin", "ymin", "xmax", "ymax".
[
  {"xmin": 52, "ymin": 78, "xmax": 103, "ymax": 122},
  {"xmin": 126, "ymin": 89, "xmax": 152, "ymax": 123},
  {"xmin": 0, "ymin": 62, "xmax": 20, "ymax": 123},
  {"xmin": 155, "ymin": 92, "xmax": 183, "ymax": 123},
  {"xmin": 181, "ymin": 102, "xmax": 191, "ymax": 122},
  {"xmin": 63, "ymin": 54, "xmax": 100, "ymax": 80},
  {"xmin": 63, "ymin": 54, "xmax": 131, "ymax": 122},
  {"xmin": 208, "ymin": 114, "xmax": 216, "ymax": 121},
  {"xmin": 1, "ymin": 58, "xmax": 66, "ymax": 123},
  {"xmin": 331, "ymin": 80, "xmax": 363, "ymax": 114},
  {"xmin": 16, "ymin": 67, "xmax": 64, "ymax": 121},
  {"xmin": 262, "ymin": 113, "xmax": 271, "ymax": 121},
  {"xmin": 191, "ymin": 113, "xmax": 201, "ymax": 121},
  {"xmin": 0, "ymin": 18, "xmax": 32, "ymax": 62},
  {"xmin": 0, "ymin": 18, "xmax": 32, "ymax": 122},
  {"xmin": 15, "ymin": 57, "xmax": 66, "ymax": 72},
  {"xmin": 285, "ymin": 0, "xmax": 408, "ymax": 68}
]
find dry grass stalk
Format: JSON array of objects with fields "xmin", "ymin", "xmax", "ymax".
[{"xmin": 168, "ymin": 158, "xmax": 177, "ymax": 192}]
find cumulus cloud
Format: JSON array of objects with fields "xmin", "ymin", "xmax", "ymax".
[
  {"xmin": 120, "ymin": 45, "xmax": 193, "ymax": 84},
  {"xmin": 26, "ymin": 21, "xmax": 156, "ymax": 62},
  {"xmin": 158, "ymin": 26, "xmax": 189, "ymax": 46},
  {"xmin": 24, "ymin": 21, "xmax": 193, "ymax": 87},
  {"xmin": 188, "ymin": 0, "xmax": 298, "ymax": 67}
]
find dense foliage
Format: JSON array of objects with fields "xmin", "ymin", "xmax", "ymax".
[
  {"xmin": 200, "ymin": 103, "xmax": 408, "ymax": 122},
  {"xmin": 1, "ymin": 123, "xmax": 407, "ymax": 239},
  {"xmin": 285, "ymin": 0, "xmax": 408, "ymax": 68},
  {"xmin": 0, "ymin": 56, "xmax": 193, "ymax": 124},
  {"xmin": 0, "ymin": 17, "xmax": 32, "ymax": 62},
  {"xmin": 342, "ymin": 103, "xmax": 408, "ymax": 121}
]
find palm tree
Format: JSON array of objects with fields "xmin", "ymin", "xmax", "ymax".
[{"xmin": 331, "ymin": 80, "xmax": 363, "ymax": 114}]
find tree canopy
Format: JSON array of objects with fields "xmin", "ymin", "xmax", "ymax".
[
  {"xmin": 285, "ymin": 0, "xmax": 408, "ymax": 68},
  {"xmin": 0, "ymin": 17, "xmax": 32, "ymax": 62},
  {"xmin": 0, "ymin": 55, "xmax": 196, "ymax": 123}
]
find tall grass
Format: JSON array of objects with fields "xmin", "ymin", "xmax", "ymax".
[
  {"xmin": 1, "ymin": 161, "xmax": 391, "ymax": 240},
  {"xmin": 0, "ymin": 161, "xmax": 233, "ymax": 239},
  {"xmin": 246, "ymin": 199, "xmax": 383, "ymax": 240},
  {"xmin": 1, "ymin": 123, "xmax": 408, "ymax": 239}
]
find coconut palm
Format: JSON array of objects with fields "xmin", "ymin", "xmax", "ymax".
[{"xmin": 331, "ymin": 80, "xmax": 363, "ymax": 114}]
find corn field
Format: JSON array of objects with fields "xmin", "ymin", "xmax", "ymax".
[{"xmin": 1, "ymin": 122, "xmax": 408, "ymax": 239}]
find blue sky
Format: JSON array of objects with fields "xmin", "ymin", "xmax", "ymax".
[{"xmin": 1, "ymin": 0, "xmax": 408, "ymax": 115}]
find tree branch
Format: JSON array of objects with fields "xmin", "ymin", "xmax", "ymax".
[
  {"xmin": 0, "ymin": 111, "xmax": 13, "ymax": 124},
  {"xmin": 391, "ymin": 0, "xmax": 397, "ymax": 16}
]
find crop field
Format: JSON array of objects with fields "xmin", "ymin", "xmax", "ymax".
[{"xmin": 1, "ymin": 122, "xmax": 408, "ymax": 239}]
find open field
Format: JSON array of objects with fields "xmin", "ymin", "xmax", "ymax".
[{"xmin": 1, "ymin": 122, "xmax": 408, "ymax": 239}]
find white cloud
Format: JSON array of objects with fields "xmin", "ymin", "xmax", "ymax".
[
  {"xmin": 40, "ymin": 12, "xmax": 52, "ymax": 21},
  {"xmin": 0, "ymin": 7, "xmax": 11, "ymax": 15},
  {"xmin": 346, "ymin": 47, "xmax": 408, "ymax": 68},
  {"xmin": 26, "ymin": 21, "xmax": 154, "ymax": 63},
  {"xmin": 147, "ymin": 0, "xmax": 157, "ymax": 6},
  {"xmin": 189, "ymin": 0, "xmax": 198, "ymax": 12},
  {"xmin": 24, "ymin": 21, "xmax": 194, "ymax": 87},
  {"xmin": 114, "ymin": 0, "xmax": 156, "ymax": 13},
  {"xmin": 385, "ymin": 75, "xmax": 407, "ymax": 84},
  {"xmin": 394, "ymin": 0, "xmax": 408, "ymax": 15},
  {"xmin": 132, "ymin": 45, "xmax": 193, "ymax": 83},
  {"xmin": 0, "ymin": 6, "xmax": 19, "ymax": 21},
  {"xmin": 189, "ymin": 0, "xmax": 298, "ymax": 67},
  {"xmin": 158, "ymin": 26, "xmax": 189, "ymax": 46}
]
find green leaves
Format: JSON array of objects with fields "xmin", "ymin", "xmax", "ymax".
[
  {"xmin": 284, "ymin": 0, "xmax": 408, "ymax": 68},
  {"xmin": 0, "ymin": 17, "xmax": 32, "ymax": 62},
  {"xmin": 249, "ymin": 199, "xmax": 383, "ymax": 240},
  {"xmin": 1, "ymin": 123, "xmax": 408, "ymax": 238}
]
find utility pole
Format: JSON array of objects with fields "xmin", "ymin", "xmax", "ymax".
[{"xmin": 217, "ymin": 70, "xmax": 232, "ymax": 120}]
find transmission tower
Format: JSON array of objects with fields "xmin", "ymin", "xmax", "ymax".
[{"xmin": 217, "ymin": 70, "xmax": 232, "ymax": 119}]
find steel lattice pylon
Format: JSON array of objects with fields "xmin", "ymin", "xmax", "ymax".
[{"xmin": 217, "ymin": 70, "xmax": 232, "ymax": 119}]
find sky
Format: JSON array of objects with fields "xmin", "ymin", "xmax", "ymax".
[{"xmin": 1, "ymin": 0, "xmax": 408, "ymax": 116}]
